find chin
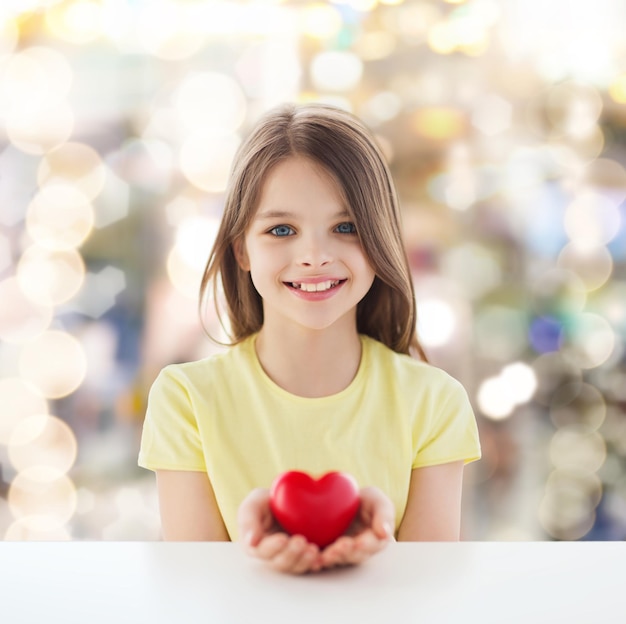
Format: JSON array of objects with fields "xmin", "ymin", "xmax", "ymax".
[{"xmin": 294, "ymin": 314, "xmax": 356, "ymax": 333}]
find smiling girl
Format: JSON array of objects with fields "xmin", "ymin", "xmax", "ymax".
[{"xmin": 138, "ymin": 102, "xmax": 481, "ymax": 574}]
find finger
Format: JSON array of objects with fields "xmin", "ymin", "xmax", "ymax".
[
  {"xmin": 269, "ymin": 535, "xmax": 313, "ymax": 574},
  {"xmin": 354, "ymin": 529, "xmax": 379, "ymax": 552},
  {"xmin": 320, "ymin": 536, "xmax": 355, "ymax": 568},
  {"xmin": 290, "ymin": 543, "xmax": 321, "ymax": 575},
  {"xmin": 339, "ymin": 530, "xmax": 389, "ymax": 566},
  {"xmin": 354, "ymin": 529, "xmax": 387, "ymax": 557},
  {"xmin": 359, "ymin": 487, "xmax": 395, "ymax": 540},
  {"xmin": 237, "ymin": 488, "xmax": 273, "ymax": 548},
  {"xmin": 278, "ymin": 536, "xmax": 320, "ymax": 575},
  {"xmin": 373, "ymin": 517, "xmax": 394, "ymax": 541},
  {"xmin": 253, "ymin": 532, "xmax": 290, "ymax": 559}
]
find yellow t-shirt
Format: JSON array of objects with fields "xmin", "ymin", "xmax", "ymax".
[{"xmin": 138, "ymin": 334, "xmax": 481, "ymax": 540}]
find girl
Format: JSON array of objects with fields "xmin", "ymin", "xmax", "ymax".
[{"xmin": 139, "ymin": 102, "xmax": 481, "ymax": 574}]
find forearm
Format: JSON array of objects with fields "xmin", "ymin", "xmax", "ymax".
[
  {"xmin": 156, "ymin": 470, "xmax": 230, "ymax": 541},
  {"xmin": 396, "ymin": 461, "xmax": 464, "ymax": 541}
]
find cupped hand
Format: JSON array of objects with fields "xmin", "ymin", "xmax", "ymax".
[
  {"xmin": 237, "ymin": 486, "xmax": 395, "ymax": 574},
  {"xmin": 237, "ymin": 488, "xmax": 322, "ymax": 575},
  {"xmin": 318, "ymin": 486, "xmax": 395, "ymax": 569}
]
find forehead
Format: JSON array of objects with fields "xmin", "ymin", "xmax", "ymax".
[{"xmin": 255, "ymin": 156, "xmax": 348, "ymax": 212}]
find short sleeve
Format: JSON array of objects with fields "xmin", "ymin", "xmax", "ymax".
[
  {"xmin": 138, "ymin": 367, "xmax": 207, "ymax": 472},
  {"xmin": 412, "ymin": 377, "xmax": 481, "ymax": 469}
]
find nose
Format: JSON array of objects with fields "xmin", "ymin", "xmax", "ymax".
[{"xmin": 296, "ymin": 232, "xmax": 333, "ymax": 268}]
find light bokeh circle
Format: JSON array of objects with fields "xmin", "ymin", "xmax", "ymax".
[{"xmin": 18, "ymin": 330, "xmax": 87, "ymax": 399}]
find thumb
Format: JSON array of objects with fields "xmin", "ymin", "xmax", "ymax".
[
  {"xmin": 243, "ymin": 528, "xmax": 261, "ymax": 549},
  {"xmin": 361, "ymin": 486, "xmax": 395, "ymax": 540},
  {"xmin": 374, "ymin": 518, "xmax": 394, "ymax": 541},
  {"xmin": 237, "ymin": 488, "xmax": 271, "ymax": 548}
]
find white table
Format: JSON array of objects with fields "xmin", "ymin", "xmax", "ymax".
[{"xmin": 1, "ymin": 542, "xmax": 624, "ymax": 623}]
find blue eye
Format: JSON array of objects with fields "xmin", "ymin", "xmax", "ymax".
[
  {"xmin": 269, "ymin": 225, "xmax": 295, "ymax": 237},
  {"xmin": 336, "ymin": 222, "xmax": 356, "ymax": 234}
]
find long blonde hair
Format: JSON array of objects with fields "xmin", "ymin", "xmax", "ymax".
[{"xmin": 199, "ymin": 102, "xmax": 426, "ymax": 359}]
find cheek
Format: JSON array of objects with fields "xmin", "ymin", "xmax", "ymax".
[
  {"xmin": 252, "ymin": 243, "xmax": 288, "ymax": 271},
  {"xmin": 360, "ymin": 260, "xmax": 377, "ymax": 296},
  {"xmin": 354, "ymin": 250, "xmax": 376, "ymax": 281},
  {"xmin": 247, "ymin": 249, "xmax": 278, "ymax": 290},
  {"xmin": 363, "ymin": 270, "xmax": 376, "ymax": 294}
]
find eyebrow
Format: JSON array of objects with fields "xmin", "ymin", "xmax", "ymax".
[{"xmin": 254, "ymin": 210, "xmax": 351, "ymax": 221}]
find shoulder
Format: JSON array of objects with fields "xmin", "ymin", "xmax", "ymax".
[
  {"xmin": 151, "ymin": 337, "xmax": 255, "ymax": 393},
  {"xmin": 361, "ymin": 336, "xmax": 471, "ymax": 414},
  {"xmin": 362, "ymin": 335, "xmax": 465, "ymax": 396}
]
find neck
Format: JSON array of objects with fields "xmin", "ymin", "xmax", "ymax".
[{"xmin": 255, "ymin": 323, "xmax": 362, "ymax": 398}]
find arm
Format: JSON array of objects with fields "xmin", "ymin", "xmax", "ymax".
[
  {"xmin": 396, "ymin": 460, "xmax": 465, "ymax": 541},
  {"xmin": 155, "ymin": 470, "xmax": 230, "ymax": 541}
]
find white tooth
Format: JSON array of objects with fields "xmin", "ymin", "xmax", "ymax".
[{"xmin": 295, "ymin": 281, "xmax": 337, "ymax": 292}]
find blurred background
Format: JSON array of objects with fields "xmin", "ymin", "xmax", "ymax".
[{"xmin": 0, "ymin": 0, "xmax": 625, "ymax": 542}]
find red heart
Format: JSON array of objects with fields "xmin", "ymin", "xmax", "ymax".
[{"xmin": 269, "ymin": 471, "xmax": 360, "ymax": 549}]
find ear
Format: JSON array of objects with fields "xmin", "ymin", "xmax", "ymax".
[{"xmin": 232, "ymin": 237, "xmax": 250, "ymax": 271}]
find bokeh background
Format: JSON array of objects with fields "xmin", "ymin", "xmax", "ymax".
[{"xmin": 1, "ymin": 0, "xmax": 625, "ymax": 542}]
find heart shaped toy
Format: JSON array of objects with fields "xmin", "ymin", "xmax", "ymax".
[{"xmin": 269, "ymin": 470, "xmax": 360, "ymax": 548}]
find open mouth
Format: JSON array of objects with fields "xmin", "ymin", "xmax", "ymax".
[{"xmin": 287, "ymin": 279, "xmax": 346, "ymax": 293}]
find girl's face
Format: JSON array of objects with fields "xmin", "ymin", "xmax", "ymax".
[{"xmin": 235, "ymin": 156, "xmax": 375, "ymax": 334}]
